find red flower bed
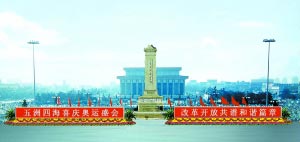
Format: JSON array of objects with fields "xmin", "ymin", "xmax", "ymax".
[
  {"xmin": 165, "ymin": 121, "xmax": 288, "ymax": 125},
  {"xmin": 165, "ymin": 118, "xmax": 290, "ymax": 125},
  {"xmin": 5, "ymin": 118, "xmax": 136, "ymax": 126},
  {"xmin": 5, "ymin": 121, "xmax": 136, "ymax": 126}
]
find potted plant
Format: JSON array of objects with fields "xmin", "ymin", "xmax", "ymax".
[
  {"xmin": 5, "ymin": 108, "xmax": 15, "ymax": 121},
  {"xmin": 125, "ymin": 109, "xmax": 136, "ymax": 121},
  {"xmin": 282, "ymin": 108, "xmax": 291, "ymax": 121},
  {"xmin": 163, "ymin": 109, "xmax": 174, "ymax": 120}
]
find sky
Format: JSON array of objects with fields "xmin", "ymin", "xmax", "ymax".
[{"xmin": 0, "ymin": 0, "xmax": 299, "ymax": 86}]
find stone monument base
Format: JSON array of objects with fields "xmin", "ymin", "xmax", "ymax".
[
  {"xmin": 134, "ymin": 111, "xmax": 164, "ymax": 119},
  {"xmin": 138, "ymin": 95, "xmax": 163, "ymax": 112}
]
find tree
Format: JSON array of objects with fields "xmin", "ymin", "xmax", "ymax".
[{"xmin": 22, "ymin": 99, "xmax": 28, "ymax": 107}]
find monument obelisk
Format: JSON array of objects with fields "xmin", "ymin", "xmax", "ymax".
[{"xmin": 138, "ymin": 45, "xmax": 163, "ymax": 112}]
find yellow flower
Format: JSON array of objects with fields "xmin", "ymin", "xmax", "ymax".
[
  {"xmin": 32, "ymin": 118, "xmax": 37, "ymax": 122},
  {"xmin": 191, "ymin": 118, "xmax": 196, "ymax": 121},
  {"xmin": 109, "ymin": 118, "xmax": 115, "ymax": 122},
  {"xmin": 176, "ymin": 118, "xmax": 183, "ymax": 121},
  {"xmin": 278, "ymin": 119, "xmax": 284, "ymax": 122},
  {"xmin": 197, "ymin": 118, "xmax": 203, "ymax": 121},
  {"xmin": 74, "ymin": 118, "xmax": 80, "ymax": 122},
  {"xmin": 17, "ymin": 118, "xmax": 24, "ymax": 122}
]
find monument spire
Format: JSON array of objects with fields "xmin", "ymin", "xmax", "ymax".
[
  {"xmin": 138, "ymin": 44, "xmax": 163, "ymax": 112},
  {"xmin": 144, "ymin": 44, "xmax": 158, "ymax": 94}
]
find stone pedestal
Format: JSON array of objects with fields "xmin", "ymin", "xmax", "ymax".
[
  {"xmin": 138, "ymin": 95, "xmax": 163, "ymax": 112},
  {"xmin": 134, "ymin": 111, "xmax": 164, "ymax": 119}
]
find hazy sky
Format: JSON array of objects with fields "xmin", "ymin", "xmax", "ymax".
[{"xmin": 0, "ymin": 0, "xmax": 299, "ymax": 86}]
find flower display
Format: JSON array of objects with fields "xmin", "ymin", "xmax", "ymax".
[
  {"xmin": 165, "ymin": 117, "xmax": 290, "ymax": 125},
  {"xmin": 5, "ymin": 118, "xmax": 136, "ymax": 126}
]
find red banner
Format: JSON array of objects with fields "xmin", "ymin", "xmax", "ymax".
[
  {"xmin": 15, "ymin": 107, "xmax": 124, "ymax": 118},
  {"xmin": 174, "ymin": 106, "xmax": 282, "ymax": 118}
]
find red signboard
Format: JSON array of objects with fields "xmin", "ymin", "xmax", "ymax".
[
  {"xmin": 174, "ymin": 106, "xmax": 282, "ymax": 118},
  {"xmin": 15, "ymin": 107, "xmax": 124, "ymax": 118}
]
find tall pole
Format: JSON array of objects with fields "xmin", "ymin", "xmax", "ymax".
[
  {"xmin": 263, "ymin": 39, "xmax": 275, "ymax": 106},
  {"xmin": 33, "ymin": 43, "xmax": 36, "ymax": 98},
  {"xmin": 266, "ymin": 42, "xmax": 270, "ymax": 106},
  {"xmin": 27, "ymin": 40, "xmax": 39, "ymax": 98}
]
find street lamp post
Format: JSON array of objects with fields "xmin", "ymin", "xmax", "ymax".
[
  {"xmin": 263, "ymin": 39, "xmax": 275, "ymax": 106},
  {"xmin": 27, "ymin": 40, "xmax": 39, "ymax": 98}
]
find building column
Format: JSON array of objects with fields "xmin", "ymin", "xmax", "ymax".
[
  {"xmin": 130, "ymin": 80, "xmax": 133, "ymax": 98},
  {"xmin": 136, "ymin": 81, "xmax": 138, "ymax": 96},
  {"xmin": 182, "ymin": 82, "xmax": 185, "ymax": 95},
  {"xmin": 178, "ymin": 81, "xmax": 181, "ymax": 95},
  {"xmin": 124, "ymin": 80, "xmax": 127, "ymax": 96},
  {"xmin": 161, "ymin": 82, "xmax": 163, "ymax": 96},
  {"xmin": 179, "ymin": 80, "xmax": 183, "ymax": 95},
  {"xmin": 167, "ymin": 80, "xmax": 169, "ymax": 96},
  {"xmin": 172, "ymin": 81, "xmax": 175, "ymax": 95},
  {"xmin": 121, "ymin": 80, "xmax": 124, "ymax": 95},
  {"xmin": 163, "ymin": 80, "xmax": 167, "ymax": 95}
]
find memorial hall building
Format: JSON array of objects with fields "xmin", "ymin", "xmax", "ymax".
[{"xmin": 117, "ymin": 67, "xmax": 188, "ymax": 99}]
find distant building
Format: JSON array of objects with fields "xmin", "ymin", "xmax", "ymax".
[
  {"xmin": 277, "ymin": 83, "xmax": 299, "ymax": 97},
  {"xmin": 262, "ymin": 83, "xmax": 280, "ymax": 99},
  {"xmin": 207, "ymin": 79, "xmax": 217, "ymax": 87},
  {"xmin": 298, "ymin": 83, "xmax": 300, "ymax": 96},
  {"xmin": 250, "ymin": 79, "xmax": 274, "ymax": 93},
  {"xmin": 117, "ymin": 67, "xmax": 188, "ymax": 99}
]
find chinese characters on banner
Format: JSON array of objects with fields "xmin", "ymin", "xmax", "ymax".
[
  {"xmin": 174, "ymin": 106, "xmax": 282, "ymax": 118},
  {"xmin": 15, "ymin": 107, "xmax": 124, "ymax": 118}
]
